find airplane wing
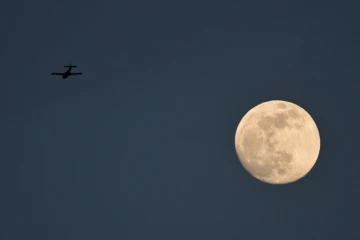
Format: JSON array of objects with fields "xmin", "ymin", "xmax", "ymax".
[
  {"xmin": 70, "ymin": 73, "xmax": 82, "ymax": 75},
  {"xmin": 51, "ymin": 73, "xmax": 63, "ymax": 75}
]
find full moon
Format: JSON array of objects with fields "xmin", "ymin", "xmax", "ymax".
[{"xmin": 234, "ymin": 100, "xmax": 320, "ymax": 184}]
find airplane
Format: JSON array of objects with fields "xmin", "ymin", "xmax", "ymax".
[{"xmin": 51, "ymin": 63, "xmax": 82, "ymax": 79}]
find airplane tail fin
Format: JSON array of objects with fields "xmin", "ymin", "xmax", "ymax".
[{"xmin": 64, "ymin": 63, "xmax": 77, "ymax": 68}]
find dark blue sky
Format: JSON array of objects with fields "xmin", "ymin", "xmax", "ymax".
[{"xmin": 3, "ymin": 1, "xmax": 360, "ymax": 239}]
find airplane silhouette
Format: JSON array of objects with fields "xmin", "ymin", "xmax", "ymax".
[{"xmin": 51, "ymin": 63, "xmax": 82, "ymax": 79}]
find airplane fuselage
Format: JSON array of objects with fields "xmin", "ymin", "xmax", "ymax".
[
  {"xmin": 62, "ymin": 72, "xmax": 70, "ymax": 79},
  {"xmin": 62, "ymin": 68, "xmax": 72, "ymax": 79}
]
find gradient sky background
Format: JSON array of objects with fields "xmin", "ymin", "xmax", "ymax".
[{"xmin": 3, "ymin": 0, "xmax": 360, "ymax": 239}]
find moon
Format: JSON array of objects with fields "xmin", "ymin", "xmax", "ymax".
[{"xmin": 234, "ymin": 100, "xmax": 320, "ymax": 184}]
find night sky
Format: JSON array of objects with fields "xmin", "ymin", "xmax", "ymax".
[{"xmin": 3, "ymin": 1, "xmax": 360, "ymax": 239}]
